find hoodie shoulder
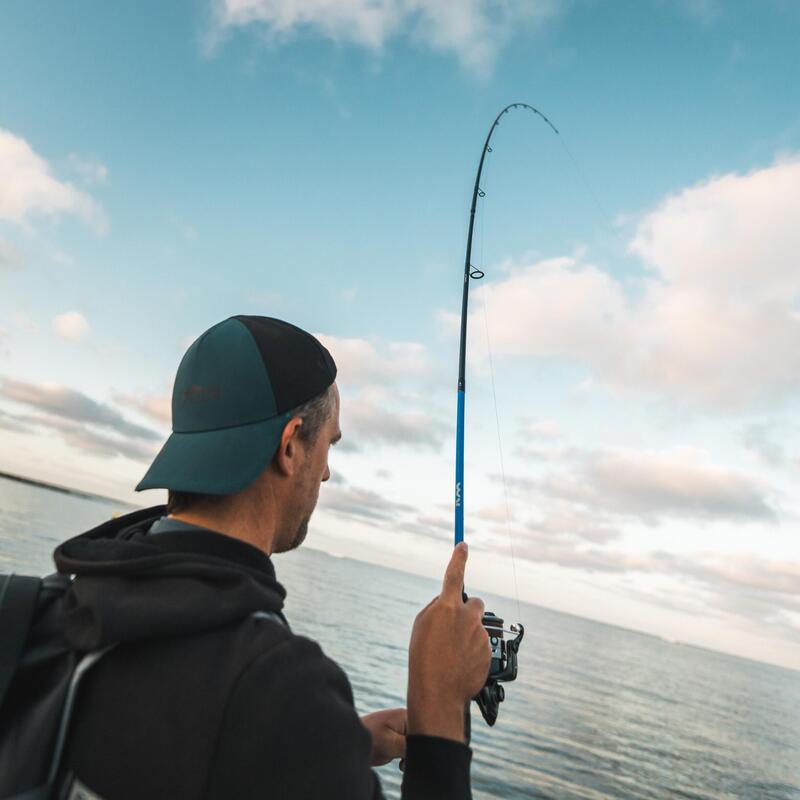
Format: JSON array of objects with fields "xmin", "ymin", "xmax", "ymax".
[{"xmin": 206, "ymin": 631, "xmax": 379, "ymax": 800}]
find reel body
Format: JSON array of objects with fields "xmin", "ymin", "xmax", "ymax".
[{"xmin": 474, "ymin": 612, "xmax": 524, "ymax": 726}]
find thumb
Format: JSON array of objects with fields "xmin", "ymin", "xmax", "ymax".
[{"xmin": 441, "ymin": 542, "xmax": 468, "ymax": 601}]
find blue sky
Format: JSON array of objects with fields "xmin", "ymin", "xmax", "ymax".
[{"xmin": 1, "ymin": 0, "xmax": 799, "ymax": 670}]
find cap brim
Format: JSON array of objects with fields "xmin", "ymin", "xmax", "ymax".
[{"xmin": 136, "ymin": 412, "xmax": 292, "ymax": 495}]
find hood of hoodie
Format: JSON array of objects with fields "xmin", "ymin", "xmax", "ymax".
[{"xmin": 53, "ymin": 506, "xmax": 286, "ymax": 651}]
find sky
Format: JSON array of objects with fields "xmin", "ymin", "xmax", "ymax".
[{"xmin": 1, "ymin": 0, "xmax": 799, "ymax": 670}]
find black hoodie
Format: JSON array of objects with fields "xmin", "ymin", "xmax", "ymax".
[{"xmin": 50, "ymin": 507, "xmax": 471, "ymax": 800}]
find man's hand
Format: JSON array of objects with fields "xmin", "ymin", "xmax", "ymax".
[
  {"xmin": 406, "ymin": 542, "xmax": 490, "ymax": 743},
  {"xmin": 360, "ymin": 708, "xmax": 407, "ymax": 766}
]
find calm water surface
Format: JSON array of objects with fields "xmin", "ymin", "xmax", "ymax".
[{"xmin": 1, "ymin": 475, "xmax": 799, "ymax": 799}]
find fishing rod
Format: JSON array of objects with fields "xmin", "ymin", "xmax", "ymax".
[{"xmin": 456, "ymin": 103, "xmax": 559, "ymax": 729}]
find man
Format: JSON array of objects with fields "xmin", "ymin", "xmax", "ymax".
[{"xmin": 53, "ymin": 315, "xmax": 490, "ymax": 799}]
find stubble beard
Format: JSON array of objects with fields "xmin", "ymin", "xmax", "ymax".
[
  {"xmin": 274, "ymin": 496, "xmax": 315, "ymax": 553},
  {"xmin": 291, "ymin": 512, "xmax": 311, "ymax": 550}
]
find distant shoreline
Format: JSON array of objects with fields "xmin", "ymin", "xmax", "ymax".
[{"xmin": 0, "ymin": 471, "xmax": 137, "ymax": 509}]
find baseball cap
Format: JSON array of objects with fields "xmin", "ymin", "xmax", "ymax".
[{"xmin": 136, "ymin": 315, "xmax": 337, "ymax": 495}]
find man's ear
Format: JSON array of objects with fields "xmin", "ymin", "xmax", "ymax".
[{"xmin": 274, "ymin": 417, "xmax": 304, "ymax": 478}]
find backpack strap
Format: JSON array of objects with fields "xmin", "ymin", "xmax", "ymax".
[
  {"xmin": 0, "ymin": 574, "xmax": 42, "ymax": 709},
  {"xmin": 46, "ymin": 647, "xmax": 115, "ymax": 790}
]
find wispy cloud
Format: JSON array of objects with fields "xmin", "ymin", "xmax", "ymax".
[
  {"xmin": 512, "ymin": 533, "xmax": 799, "ymax": 606},
  {"xmin": 0, "ymin": 377, "xmax": 160, "ymax": 441},
  {"xmin": 0, "ymin": 239, "xmax": 24, "ymax": 269},
  {"xmin": 317, "ymin": 334, "xmax": 436, "ymax": 387},
  {"xmin": 0, "ymin": 406, "xmax": 32, "ymax": 434},
  {"xmin": 67, "ymin": 153, "xmax": 108, "ymax": 185},
  {"xmin": 319, "ymin": 474, "xmax": 451, "ymax": 540},
  {"xmin": 315, "ymin": 334, "xmax": 448, "ymax": 451},
  {"xmin": 10, "ymin": 311, "xmax": 39, "ymax": 333},
  {"xmin": 115, "ymin": 391, "xmax": 172, "ymax": 426},
  {"xmin": 321, "ymin": 481, "xmax": 415, "ymax": 523},
  {"xmin": 496, "ymin": 520, "xmax": 798, "ymax": 639},
  {"xmin": 740, "ymin": 422, "xmax": 789, "ymax": 468},
  {"xmin": 342, "ymin": 387, "xmax": 449, "ymax": 450},
  {"xmin": 506, "ymin": 446, "xmax": 777, "ymax": 525},
  {"xmin": 0, "ymin": 129, "xmax": 108, "ymax": 233},
  {"xmin": 523, "ymin": 418, "xmax": 563, "ymax": 439},
  {"xmin": 52, "ymin": 311, "xmax": 91, "ymax": 342},
  {"xmin": 29, "ymin": 414, "xmax": 157, "ymax": 461},
  {"xmin": 209, "ymin": 0, "xmax": 563, "ymax": 75}
]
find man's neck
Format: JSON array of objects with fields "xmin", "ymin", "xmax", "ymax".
[{"xmin": 170, "ymin": 503, "xmax": 276, "ymax": 556}]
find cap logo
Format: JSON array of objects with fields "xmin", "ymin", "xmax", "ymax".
[{"xmin": 183, "ymin": 384, "xmax": 221, "ymax": 402}]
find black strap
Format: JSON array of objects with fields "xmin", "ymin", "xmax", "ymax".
[{"xmin": 0, "ymin": 574, "xmax": 42, "ymax": 709}]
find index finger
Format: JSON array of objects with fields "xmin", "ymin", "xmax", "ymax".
[{"xmin": 441, "ymin": 542, "xmax": 468, "ymax": 601}]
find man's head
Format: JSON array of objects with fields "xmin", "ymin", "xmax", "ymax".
[
  {"xmin": 270, "ymin": 382, "xmax": 341, "ymax": 551},
  {"xmin": 137, "ymin": 316, "xmax": 340, "ymax": 553}
]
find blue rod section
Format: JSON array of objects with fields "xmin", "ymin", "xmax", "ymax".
[
  {"xmin": 455, "ymin": 389, "xmax": 465, "ymax": 544},
  {"xmin": 454, "ymin": 105, "xmax": 557, "ymax": 549}
]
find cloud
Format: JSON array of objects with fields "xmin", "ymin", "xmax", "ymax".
[
  {"xmin": 320, "ymin": 482, "xmax": 415, "ymax": 523},
  {"xmin": 740, "ymin": 422, "xmax": 788, "ymax": 468},
  {"xmin": 211, "ymin": 0, "xmax": 562, "ymax": 75},
  {"xmin": 0, "ymin": 406, "xmax": 33, "ymax": 434},
  {"xmin": 10, "ymin": 311, "xmax": 39, "ymax": 333},
  {"xmin": 0, "ymin": 239, "xmax": 24, "ymax": 269},
  {"xmin": 317, "ymin": 334, "xmax": 436, "ymax": 387},
  {"xmin": 504, "ymin": 446, "xmax": 776, "ymax": 525},
  {"xmin": 115, "ymin": 391, "xmax": 172, "ymax": 426},
  {"xmin": 512, "ymin": 534, "xmax": 799, "ymax": 607},
  {"xmin": 571, "ymin": 448, "xmax": 776, "ymax": 524},
  {"xmin": 443, "ymin": 255, "xmax": 630, "ymax": 368},
  {"xmin": 319, "ymin": 476, "xmax": 453, "ymax": 541},
  {"xmin": 515, "ymin": 418, "xmax": 567, "ymax": 459},
  {"xmin": 26, "ymin": 414, "xmax": 157, "ymax": 461},
  {"xmin": 629, "ymin": 158, "xmax": 800, "ymax": 301},
  {"xmin": 661, "ymin": 551, "xmax": 800, "ymax": 599},
  {"xmin": 475, "ymin": 504, "xmax": 511, "ymax": 523},
  {"xmin": 52, "ymin": 311, "xmax": 91, "ymax": 342},
  {"xmin": 0, "ymin": 377, "xmax": 161, "ymax": 441},
  {"xmin": 56, "ymin": 423, "xmax": 156, "ymax": 461},
  {"xmin": 511, "ymin": 534, "xmax": 648, "ymax": 575},
  {"xmin": 459, "ymin": 158, "xmax": 800, "ymax": 411},
  {"xmin": 526, "ymin": 507, "xmax": 620, "ymax": 544},
  {"xmin": 314, "ymin": 335, "xmax": 447, "ymax": 451},
  {"xmin": 341, "ymin": 388, "xmax": 449, "ymax": 450},
  {"xmin": 67, "ymin": 154, "xmax": 108, "ymax": 185},
  {"xmin": 524, "ymin": 419, "xmax": 562, "ymax": 439},
  {"xmin": 504, "ymin": 519, "xmax": 799, "ymax": 635},
  {"xmin": 0, "ymin": 129, "xmax": 107, "ymax": 233}
]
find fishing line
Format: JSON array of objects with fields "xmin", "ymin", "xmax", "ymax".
[
  {"xmin": 481, "ymin": 286, "xmax": 523, "ymax": 624},
  {"xmin": 454, "ymin": 102, "xmax": 610, "ymax": 731},
  {"xmin": 474, "ymin": 136, "xmax": 523, "ymax": 623},
  {"xmin": 457, "ymin": 103, "xmax": 563, "ymax": 731},
  {"xmin": 556, "ymin": 132, "xmax": 612, "ymax": 227}
]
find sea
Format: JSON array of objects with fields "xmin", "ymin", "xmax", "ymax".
[{"xmin": 1, "ymin": 473, "xmax": 798, "ymax": 800}]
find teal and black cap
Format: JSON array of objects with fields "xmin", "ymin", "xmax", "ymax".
[{"xmin": 136, "ymin": 315, "xmax": 337, "ymax": 495}]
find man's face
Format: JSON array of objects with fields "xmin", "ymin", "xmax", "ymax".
[{"xmin": 274, "ymin": 384, "xmax": 341, "ymax": 553}]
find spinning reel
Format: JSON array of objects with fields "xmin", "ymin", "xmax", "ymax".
[{"xmin": 474, "ymin": 612, "xmax": 524, "ymax": 726}]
